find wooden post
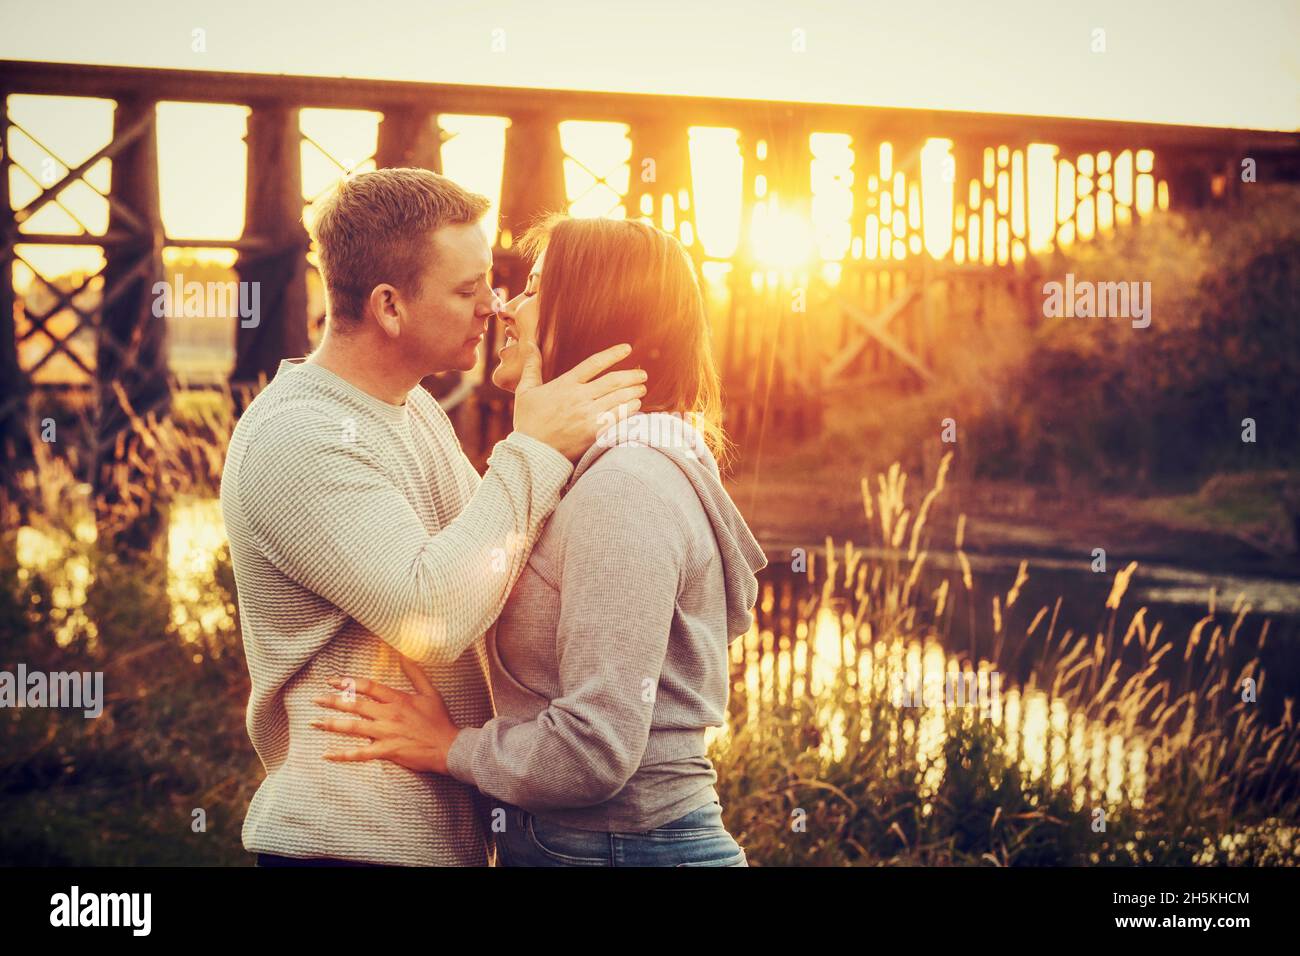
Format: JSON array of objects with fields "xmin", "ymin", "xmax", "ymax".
[
  {"xmin": 728, "ymin": 127, "xmax": 757, "ymax": 396},
  {"xmin": 231, "ymin": 103, "xmax": 310, "ymax": 408},
  {"xmin": 951, "ymin": 138, "xmax": 983, "ymax": 262},
  {"xmin": 1217, "ymin": 152, "xmax": 1241, "ymax": 204},
  {"xmin": 94, "ymin": 94, "xmax": 170, "ymax": 519},
  {"xmin": 499, "ymin": 112, "xmax": 567, "ymax": 242},
  {"xmin": 377, "ymin": 107, "xmax": 463, "ymax": 411},
  {"xmin": 1162, "ymin": 153, "xmax": 1211, "ymax": 209},
  {"xmin": 0, "ymin": 87, "xmax": 32, "ymax": 482},
  {"xmin": 376, "ymin": 108, "xmax": 443, "ymax": 172},
  {"xmin": 769, "ymin": 115, "xmax": 811, "ymax": 434},
  {"xmin": 477, "ymin": 113, "xmax": 567, "ymax": 452},
  {"xmin": 625, "ymin": 119, "xmax": 695, "ymax": 239}
]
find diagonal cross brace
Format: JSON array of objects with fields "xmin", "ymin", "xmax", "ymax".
[
  {"xmin": 822, "ymin": 287, "xmax": 933, "ymax": 386},
  {"xmin": 10, "ymin": 109, "xmax": 155, "ymax": 233}
]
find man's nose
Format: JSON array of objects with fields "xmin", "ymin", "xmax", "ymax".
[{"xmin": 478, "ymin": 287, "xmax": 507, "ymax": 317}]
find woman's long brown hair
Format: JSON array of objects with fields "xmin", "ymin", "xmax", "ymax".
[{"xmin": 517, "ymin": 214, "xmax": 728, "ymax": 462}]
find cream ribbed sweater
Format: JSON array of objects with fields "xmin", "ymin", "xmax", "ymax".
[{"xmin": 220, "ymin": 358, "xmax": 571, "ymax": 865}]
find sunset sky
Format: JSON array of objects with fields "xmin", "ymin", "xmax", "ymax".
[
  {"xmin": 2, "ymin": 0, "xmax": 1297, "ymax": 130},
  {"xmin": 2, "ymin": 0, "xmax": 1296, "ymax": 343}
]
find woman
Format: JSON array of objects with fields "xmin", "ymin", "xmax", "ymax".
[{"xmin": 312, "ymin": 215, "xmax": 767, "ymax": 866}]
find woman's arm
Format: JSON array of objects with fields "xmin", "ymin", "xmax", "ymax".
[
  {"xmin": 310, "ymin": 466, "xmax": 688, "ymax": 803},
  {"xmin": 444, "ymin": 467, "xmax": 686, "ymax": 809}
]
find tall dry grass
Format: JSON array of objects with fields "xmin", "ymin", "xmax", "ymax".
[
  {"xmin": 712, "ymin": 452, "xmax": 1300, "ymax": 865},
  {"xmin": 1, "ymin": 392, "xmax": 253, "ymax": 865},
  {"xmin": 2, "ymin": 411, "xmax": 1296, "ymax": 864}
]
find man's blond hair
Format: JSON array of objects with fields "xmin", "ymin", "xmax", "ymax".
[{"xmin": 308, "ymin": 167, "xmax": 491, "ymax": 327}]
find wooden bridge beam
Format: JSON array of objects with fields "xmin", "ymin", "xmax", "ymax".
[
  {"xmin": 375, "ymin": 108, "xmax": 481, "ymax": 412},
  {"xmin": 0, "ymin": 87, "xmax": 33, "ymax": 481},
  {"xmin": 1161, "ymin": 151, "xmax": 1213, "ymax": 208},
  {"xmin": 499, "ymin": 113, "xmax": 567, "ymax": 245},
  {"xmin": 93, "ymin": 94, "xmax": 170, "ymax": 501},
  {"xmin": 376, "ymin": 108, "xmax": 444, "ymax": 172},
  {"xmin": 231, "ymin": 103, "xmax": 310, "ymax": 404},
  {"xmin": 625, "ymin": 119, "xmax": 694, "ymax": 235}
]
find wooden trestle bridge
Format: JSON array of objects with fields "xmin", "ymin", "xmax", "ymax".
[{"xmin": 2, "ymin": 59, "xmax": 1298, "ymax": 491}]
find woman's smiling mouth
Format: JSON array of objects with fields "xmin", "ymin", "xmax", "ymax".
[{"xmin": 498, "ymin": 324, "xmax": 519, "ymax": 356}]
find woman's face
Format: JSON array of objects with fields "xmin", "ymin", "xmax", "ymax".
[{"xmin": 491, "ymin": 250, "xmax": 545, "ymax": 393}]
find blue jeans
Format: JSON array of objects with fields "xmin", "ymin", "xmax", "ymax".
[{"xmin": 496, "ymin": 801, "xmax": 748, "ymax": 867}]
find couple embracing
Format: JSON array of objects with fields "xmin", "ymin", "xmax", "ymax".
[{"xmin": 219, "ymin": 167, "xmax": 766, "ymax": 867}]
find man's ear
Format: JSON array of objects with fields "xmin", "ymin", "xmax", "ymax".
[{"xmin": 368, "ymin": 284, "xmax": 402, "ymax": 338}]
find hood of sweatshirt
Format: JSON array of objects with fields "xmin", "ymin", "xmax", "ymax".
[{"xmin": 566, "ymin": 412, "xmax": 768, "ymax": 642}]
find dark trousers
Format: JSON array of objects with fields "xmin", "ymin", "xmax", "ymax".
[{"xmin": 256, "ymin": 853, "xmax": 386, "ymax": 867}]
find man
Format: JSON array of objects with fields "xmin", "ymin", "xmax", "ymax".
[{"xmin": 219, "ymin": 168, "xmax": 646, "ymax": 866}]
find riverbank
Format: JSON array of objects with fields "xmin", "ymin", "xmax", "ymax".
[{"xmin": 726, "ymin": 462, "xmax": 1300, "ymax": 581}]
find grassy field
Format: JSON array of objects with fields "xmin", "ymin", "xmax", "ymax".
[
  {"xmin": 709, "ymin": 457, "xmax": 1298, "ymax": 865},
  {"xmin": 2, "ymin": 449, "xmax": 1296, "ymax": 866}
]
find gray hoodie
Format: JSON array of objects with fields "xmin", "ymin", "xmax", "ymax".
[{"xmin": 446, "ymin": 412, "xmax": 768, "ymax": 831}]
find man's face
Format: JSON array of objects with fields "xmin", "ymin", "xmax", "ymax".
[{"xmin": 401, "ymin": 222, "xmax": 499, "ymax": 374}]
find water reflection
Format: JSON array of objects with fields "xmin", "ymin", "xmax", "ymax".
[
  {"xmin": 15, "ymin": 515, "xmax": 97, "ymax": 648},
  {"xmin": 167, "ymin": 497, "xmax": 236, "ymax": 651},
  {"xmin": 13, "ymin": 491, "xmax": 236, "ymax": 659},
  {"xmin": 720, "ymin": 596, "xmax": 1149, "ymax": 812}
]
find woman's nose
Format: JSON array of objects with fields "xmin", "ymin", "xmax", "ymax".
[
  {"xmin": 500, "ymin": 289, "xmax": 528, "ymax": 316},
  {"xmin": 478, "ymin": 287, "xmax": 507, "ymax": 318}
]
